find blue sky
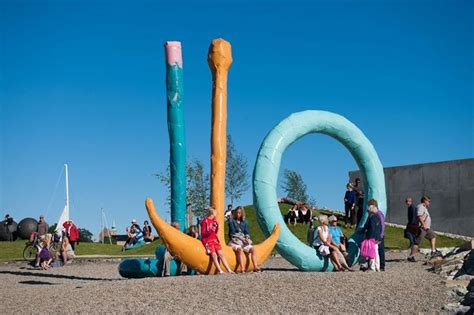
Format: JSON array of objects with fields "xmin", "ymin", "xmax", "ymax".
[{"xmin": 1, "ymin": 0, "xmax": 472, "ymax": 237}]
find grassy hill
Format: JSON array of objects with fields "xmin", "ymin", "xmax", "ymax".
[{"xmin": 0, "ymin": 203, "xmax": 465, "ymax": 261}]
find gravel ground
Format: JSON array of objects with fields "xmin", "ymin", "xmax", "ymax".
[{"xmin": 0, "ymin": 251, "xmax": 447, "ymax": 314}]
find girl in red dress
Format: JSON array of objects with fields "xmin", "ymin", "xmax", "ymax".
[{"xmin": 200, "ymin": 207, "xmax": 234, "ymax": 274}]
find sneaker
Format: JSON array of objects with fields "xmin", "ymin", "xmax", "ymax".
[
  {"xmin": 431, "ymin": 250, "xmax": 442, "ymax": 257},
  {"xmin": 407, "ymin": 256, "xmax": 416, "ymax": 262}
]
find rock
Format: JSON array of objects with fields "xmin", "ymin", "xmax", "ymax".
[
  {"xmin": 460, "ymin": 240, "xmax": 474, "ymax": 252},
  {"xmin": 463, "ymin": 292, "xmax": 474, "ymax": 305},
  {"xmin": 468, "ymin": 279, "xmax": 474, "ymax": 292},
  {"xmin": 465, "ymin": 252, "xmax": 474, "ymax": 276},
  {"xmin": 443, "ymin": 302, "xmax": 471, "ymax": 313}
]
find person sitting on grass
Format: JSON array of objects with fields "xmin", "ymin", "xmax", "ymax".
[
  {"xmin": 228, "ymin": 206, "xmax": 261, "ymax": 273},
  {"xmin": 200, "ymin": 207, "xmax": 234, "ymax": 274},
  {"xmin": 142, "ymin": 220, "xmax": 154, "ymax": 243},
  {"xmin": 284, "ymin": 205, "xmax": 298, "ymax": 226},
  {"xmin": 298, "ymin": 204, "xmax": 312, "ymax": 225},
  {"xmin": 56, "ymin": 235, "xmax": 75, "ymax": 265},
  {"xmin": 312, "ymin": 215, "xmax": 353, "ymax": 272},
  {"xmin": 122, "ymin": 224, "xmax": 144, "ymax": 251},
  {"xmin": 38, "ymin": 234, "xmax": 54, "ymax": 270}
]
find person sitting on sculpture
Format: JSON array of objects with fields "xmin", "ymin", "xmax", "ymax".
[
  {"xmin": 56, "ymin": 235, "xmax": 75, "ymax": 265},
  {"xmin": 186, "ymin": 224, "xmax": 200, "ymax": 239},
  {"xmin": 162, "ymin": 222, "xmax": 189, "ymax": 276},
  {"xmin": 228, "ymin": 206, "xmax": 261, "ymax": 273},
  {"xmin": 142, "ymin": 220, "xmax": 154, "ymax": 243},
  {"xmin": 312, "ymin": 215, "xmax": 353, "ymax": 272},
  {"xmin": 297, "ymin": 204, "xmax": 312, "ymax": 225},
  {"xmin": 38, "ymin": 234, "xmax": 54, "ymax": 270},
  {"xmin": 200, "ymin": 207, "xmax": 234, "ymax": 274},
  {"xmin": 328, "ymin": 215, "xmax": 348, "ymax": 258}
]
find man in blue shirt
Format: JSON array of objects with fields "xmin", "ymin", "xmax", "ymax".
[{"xmin": 328, "ymin": 215, "xmax": 348, "ymax": 259}]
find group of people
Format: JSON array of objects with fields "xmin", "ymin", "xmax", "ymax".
[
  {"xmin": 163, "ymin": 205, "xmax": 261, "ymax": 276},
  {"xmin": 32, "ymin": 215, "xmax": 78, "ymax": 270},
  {"xmin": 343, "ymin": 178, "xmax": 365, "ymax": 228},
  {"xmin": 122, "ymin": 219, "xmax": 154, "ymax": 251},
  {"xmin": 309, "ymin": 198, "xmax": 385, "ymax": 272},
  {"xmin": 284, "ymin": 203, "xmax": 312, "ymax": 225}
]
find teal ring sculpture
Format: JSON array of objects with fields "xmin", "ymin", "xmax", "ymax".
[{"xmin": 253, "ymin": 110, "xmax": 386, "ymax": 271}]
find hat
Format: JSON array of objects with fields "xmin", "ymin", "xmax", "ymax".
[
  {"xmin": 328, "ymin": 215, "xmax": 337, "ymax": 222},
  {"xmin": 131, "ymin": 219, "xmax": 137, "ymax": 224}
]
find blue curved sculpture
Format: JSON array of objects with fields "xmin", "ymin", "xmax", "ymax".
[{"xmin": 253, "ymin": 110, "xmax": 386, "ymax": 271}]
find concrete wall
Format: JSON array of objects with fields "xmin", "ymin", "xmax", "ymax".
[{"xmin": 349, "ymin": 158, "xmax": 474, "ymax": 237}]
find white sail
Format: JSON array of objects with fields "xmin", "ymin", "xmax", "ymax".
[
  {"xmin": 55, "ymin": 205, "xmax": 69, "ymax": 236},
  {"xmin": 55, "ymin": 164, "xmax": 70, "ymax": 237}
]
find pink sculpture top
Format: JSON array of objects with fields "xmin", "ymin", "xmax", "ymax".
[{"xmin": 165, "ymin": 41, "xmax": 183, "ymax": 67}]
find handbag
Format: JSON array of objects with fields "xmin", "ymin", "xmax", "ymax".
[
  {"xmin": 360, "ymin": 238, "xmax": 376, "ymax": 259},
  {"xmin": 318, "ymin": 245, "xmax": 330, "ymax": 256}
]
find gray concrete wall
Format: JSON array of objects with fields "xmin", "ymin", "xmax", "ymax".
[{"xmin": 349, "ymin": 158, "xmax": 474, "ymax": 237}]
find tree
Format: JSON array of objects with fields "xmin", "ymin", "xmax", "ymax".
[
  {"xmin": 225, "ymin": 135, "xmax": 250, "ymax": 205},
  {"xmin": 155, "ymin": 159, "xmax": 210, "ymax": 220},
  {"xmin": 281, "ymin": 169, "xmax": 309, "ymax": 203},
  {"xmin": 78, "ymin": 228, "xmax": 93, "ymax": 243},
  {"xmin": 48, "ymin": 223, "xmax": 57, "ymax": 234}
]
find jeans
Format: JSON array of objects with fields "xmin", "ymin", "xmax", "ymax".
[{"xmin": 378, "ymin": 238, "xmax": 385, "ymax": 271}]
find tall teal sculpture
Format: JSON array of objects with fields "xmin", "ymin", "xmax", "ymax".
[
  {"xmin": 165, "ymin": 41, "xmax": 186, "ymax": 231},
  {"xmin": 253, "ymin": 110, "xmax": 386, "ymax": 271}
]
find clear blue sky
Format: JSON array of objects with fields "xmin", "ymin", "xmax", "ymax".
[{"xmin": 1, "ymin": 0, "xmax": 472, "ymax": 238}]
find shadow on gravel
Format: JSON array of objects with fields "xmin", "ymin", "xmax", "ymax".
[
  {"xmin": 0, "ymin": 270, "xmax": 121, "ymax": 282},
  {"xmin": 386, "ymin": 258, "xmax": 406, "ymax": 263},
  {"xmin": 263, "ymin": 268, "xmax": 302, "ymax": 272},
  {"xmin": 18, "ymin": 280, "xmax": 58, "ymax": 285}
]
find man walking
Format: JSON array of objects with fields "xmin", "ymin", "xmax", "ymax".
[
  {"xmin": 409, "ymin": 196, "xmax": 441, "ymax": 260},
  {"xmin": 405, "ymin": 197, "xmax": 419, "ymax": 262}
]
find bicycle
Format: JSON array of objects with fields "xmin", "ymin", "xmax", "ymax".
[{"xmin": 23, "ymin": 233, "xmax": 59, "ymax": 262}]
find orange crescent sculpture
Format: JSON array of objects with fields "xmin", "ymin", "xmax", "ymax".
[{"xmin": 146, "ymin": 198, "xmax": 280, "ymax": 274}]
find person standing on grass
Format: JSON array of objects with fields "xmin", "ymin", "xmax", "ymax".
[
  {"xmin": 37, "ymin": 215, "xmax": 49, "ymax": 236},
  {"xmin": 353, "ymin": 178, "xmax": 365, "ymax": 225},
  {"xmin": 343, "ymin": 183, "xmax": 356, "ymax": 228},
  {"xmin": 63, "ymin": 220, "xmax": 79, "ymax": 250},
  {"xmin": 411, "ymin": 196, "xmax": 441, "ymax": 260},
  {"xmin": 200, "ymin": 207, "xmax": 234, "ymax": 274},
  {"xmin": 405, "ymin": 197, "xmax": 420, "ymax": 262}
]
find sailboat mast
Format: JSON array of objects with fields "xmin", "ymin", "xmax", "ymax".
[{"xmin": 65, "ymin": 164, "xmax": 70, "ymax": 214}]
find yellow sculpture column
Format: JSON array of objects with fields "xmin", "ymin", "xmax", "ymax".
[{"xmin": 208, "ymin": 38, "xmax": 232, "ymax": 243}]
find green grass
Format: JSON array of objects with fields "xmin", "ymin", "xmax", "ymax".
[
  {"xmin": 0, "ymin": 204, "xmax": 465, "ymax": 261},
  {"xmin": 0, "ymin": 239, "xmax": 160, "ymax": 261}
]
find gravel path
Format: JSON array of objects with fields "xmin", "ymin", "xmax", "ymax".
[{"xmin": 0, "ymin": 251, "xmax": 447, "ymax": 314}]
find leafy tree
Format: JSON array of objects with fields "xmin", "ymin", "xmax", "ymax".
[
  {"xmin": 78, "ymin": 228, "xmax": 93, "ymax": 243},
  {"xmin": 225, "ymin": 135, "xmax": 250, "ymax": 205},
  {"xmin": 48, "ymin": 223, "xmax": 57, "ymax": 234},
  {"xmin": 281, "ymin": 169, "xmax": 309, "ymax": 203},
  {"xmin": 186, "ymin": 160, "xmax": 210, "ymax": 219},
  {"xmin": 155, "ymin": 159, "xmax": 210, "ymax": 220}
]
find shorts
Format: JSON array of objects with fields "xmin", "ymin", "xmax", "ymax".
[
  {"xmin": 204, "ymin": 241, "xmax": 222, "ymax": 255},
  {"xmin": 415, "ymin": 229, "xmax": 436, "ymax": 245},
  {"xmin": 229, "ymin": 242, "xmax": 253, "ymax": 253}
]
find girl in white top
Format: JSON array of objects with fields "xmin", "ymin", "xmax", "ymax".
[{"xmin": 313, "ymin": 215, "xmax": 353, "ymax": 272}]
